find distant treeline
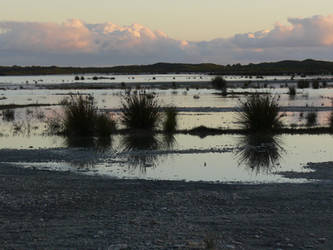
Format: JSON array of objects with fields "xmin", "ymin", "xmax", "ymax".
[{"xmin": 1, "ymin": 59, "xmax": 333, "ymax": 76}]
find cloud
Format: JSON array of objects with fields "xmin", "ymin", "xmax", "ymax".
[{"xmin": 1, "ymin": 15, "xmax": 333, "ymax": 65}]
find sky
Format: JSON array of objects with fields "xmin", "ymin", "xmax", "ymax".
[{"xmin": 1, "ymin": 0, "xmax": 333, "ymax": 66}]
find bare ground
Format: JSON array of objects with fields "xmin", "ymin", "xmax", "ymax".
[{"xmin": 0, "ymin": 161, "xmax": 333, "ymax": 249}]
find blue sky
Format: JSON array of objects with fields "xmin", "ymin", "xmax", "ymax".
[{"xmin": 1, "ymin": 1, "xmax": 333, "ymax": 65}]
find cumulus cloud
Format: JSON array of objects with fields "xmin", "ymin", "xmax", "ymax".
[{"xmin": 1, "ymin": 15, "xmax": 333, "ymax": 65}]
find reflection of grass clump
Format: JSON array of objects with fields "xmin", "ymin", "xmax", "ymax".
[
  {"xmin": 238, "ymin": 94, "xmax": 282, "ymax": 132},
  {"xmin": 121, "ymin": 93, "xmax": 160, "ymax": 130},
  {"xmin": 2, "ymin": 109, "xmax": 15, "ymax": 121},
  {"xmin": 163, "ymin": 106, "xmax": 178, "ymax": 133},
  {"xmin": 306, "ymin": 112, "xmax": 317, "ymax": 126}
]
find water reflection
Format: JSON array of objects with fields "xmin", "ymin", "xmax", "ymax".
[
  {"xmin": 65, "ymin": 136, "xmax": 112, "ymax": 151},
  {"xmin": 235, "ymin": 134, "xmax": 285, "ymax": 174},
  {"xmin": 121, "ymin": 133, "xmax": 176, "ymax": 173}
]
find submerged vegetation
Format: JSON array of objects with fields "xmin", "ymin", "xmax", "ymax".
[{"xmin": 238, "ymin": 94, "xmax": 282, "ymax": 132}]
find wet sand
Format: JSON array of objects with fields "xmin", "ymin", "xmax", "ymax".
[{"xmin": 0, "ymin": 161, "xmax": 332, "ymax": 249}]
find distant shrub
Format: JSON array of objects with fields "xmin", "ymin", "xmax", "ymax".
[
  {"xmin": 312, "ymin": 80, "xmax": 319, "ymax": 89},
  {"xmin": 306, "ymin": 112, "xmax": 317, "ymax": 126},
  {"xmin": 211, "ymin": 76, "xmax": 227, "ymax": 95},
  {"xmin": 238, "ymin": 94, "xmax": 282, "ymax": 132},
  {"xmin": 297, "ymin": 80, "xmax": 310, "ymax": 89},
  {"xmin": 288, "ymin": 86, "xmax": 296, "ymax": 96},
  {"xmin": 121, "ymin": 92, "xmax": 161, "ymax": 130},
  {"xmin": 163, "ymin": 106, "xmax": 178, "ymax": 133},
  {"xmin": 2, "ymin": 109, "xmax": 15, "ymax": 121},
  {"xmin": 74, "ymin": 76, "xmax": 80, "ymax": 81},
  {"xmin": 322, "ymin": 81, "xmax": 327, "ymax": 88}
]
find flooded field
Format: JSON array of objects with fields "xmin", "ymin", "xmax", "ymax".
[{"xmin": 1, "ymin": 74, "xmax": 333, "ymax": 183}]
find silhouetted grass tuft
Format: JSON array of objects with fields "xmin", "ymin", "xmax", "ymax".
[
  {"xmin": 57, "ymin": 95, "xmax": 116, "ymax": 137},
  {"xmin": 211, "ymin": 76, "xmax": 227, "ymax": 95},
  {"xmin": 297, "ymin": 80, "xmax": 310, "ymax": 89},
  {"xmin": 2, "ymin": 109, "xmax": 15, "ymax": 121},
  {"xmin": 238, "ymin": 94, "xmax": 282, "ymax": 132},
  {"xmin": 163, "ymin": 106, "xmax": 178, "ymax": 133},
  {"xmin": 306, "ymin": 112, "xmax": 317, "ymax": 127},
  {"xmin": 121, "ymin": 92, "xmax": 160, "ymax": 130},
  {"xmin": 288, "ymin": 86, "xmax": 296, "ymax": 96},
  {"xmin": 312, "ymin": 80, "xmax": 319, "ymax": 89}
]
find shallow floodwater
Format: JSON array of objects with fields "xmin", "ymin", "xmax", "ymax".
[
  {"xmin": 2, "ymin": 133, "xmax": 332, "ymax": 183},
  {"xmin": 1, "ymin": 74, "xmax": 333, "ymax": 183}
]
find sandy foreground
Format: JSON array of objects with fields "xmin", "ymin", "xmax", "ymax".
[{"xmin": 0, "ymin": 160, "xmax": 332, "ymax": 249}]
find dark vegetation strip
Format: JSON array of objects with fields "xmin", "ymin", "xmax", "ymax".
[
  {"xmin": 2, "ymin": 59, "xmax": 333, "ymax": 75},
  {"xmin": 0, "ymin": 103, "xmax": 58, "ymax": 110}
]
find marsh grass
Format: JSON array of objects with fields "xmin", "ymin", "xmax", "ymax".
[
  {"xmin": 211, "ymin": 76, "xmax": 227, "ymax": 95},
  {"xmin": 163, "ymin": 106, "xmax": 177, "ymax": 133},
  {"xmin": 63, "ymin": 95, "xmax": 96, "ymax": 136},
  {"xmin": 121, "ymin": 92, "xmax": 160, "ymax": 130},
  {"xmin": 312, "ymin": 80, "xmax": 319, "ymax": 89},
  {"xmin": 288, "ymin": 86, "xmax": 296, "ymax": 96},
  {"xmin": 2, "ymin": 109, "xmax": 15, "ymax": 121},
  {"xmin": 238, "ymin": 94, "xmax": 282, "ymax": 132},
  {"xmin": 306, "ymin": 112, "xmax": 317, "ymax": 126},
  {"xmin": 297, "ymin": 80, "xmax": 310, "ymax": 89},
  {"xmin": 52, "ymin": 95, "xmax": 116, "ymax": 137}
]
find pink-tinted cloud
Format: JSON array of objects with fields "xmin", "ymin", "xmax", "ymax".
[{"xmin": 1, "ymin": 15, "xmax": 333, "ymax": 65}]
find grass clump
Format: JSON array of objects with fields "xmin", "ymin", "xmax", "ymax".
[
  {"xmin": 297, "ymin": 80, "xmax": 310, "ymax": 89},
  {"xmin": 288, "ymin": 86, "xmax": 296, "ymax": 96},
  {"xmin": 2, "ymin": 109, "xmax": 15, "ymax": 121},
  {"xmin": 121, "ymin": 92, "xmax": 160, "ymax": 130},
  {"xmin": 238, "ymin": 94, "xmax": 282, "ymax": 132},
  {"xmin": 60, "ymin": 95, "xmax": 115, "ymax": 137},
  {"xmin": 306, "ymin": 112, "xmax": 317, "ymax": 126},
  {"xmin": 163, "ymin": 106, "xmax": 178, "ymax": 133},
  {"xmin": 312, "ymin": 80, "xmax": 319, "ymax": 89},
  {"xmin": 211, "ymin": 76, "xmax": 227, "ymax": 95}
]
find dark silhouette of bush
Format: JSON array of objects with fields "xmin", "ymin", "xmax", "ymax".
[
  {"xmin": 306, "ymin": 112, "xmax": 317, "ymax": 126},
  {"xmin": 288, "ymin": 86, "xmax": 296, "ymax": 96},
  {"xmin": 211, "ymin": 76, "xmax": 227, "ymax": 95},
  {"xmin": 2, "ymin": 109, "xmax": 15, "ymax": 121},
  {"xmin": 312, "ymin": 80, "xmax": 319, "ymax": 89},
  {"xmin": 238, "ymin": 94, "xmax": 282, "ymax": 132},
  {"xmin": 121, "ymin": 92, "xmax": 161, "ymax": 130},
  {"xmin": 62, "ymin": 95, "xmax": 115, "ymax": 137},
  {"xmin": 297, "ymin": 80, "xmax": 310, "ymax": 89}
]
